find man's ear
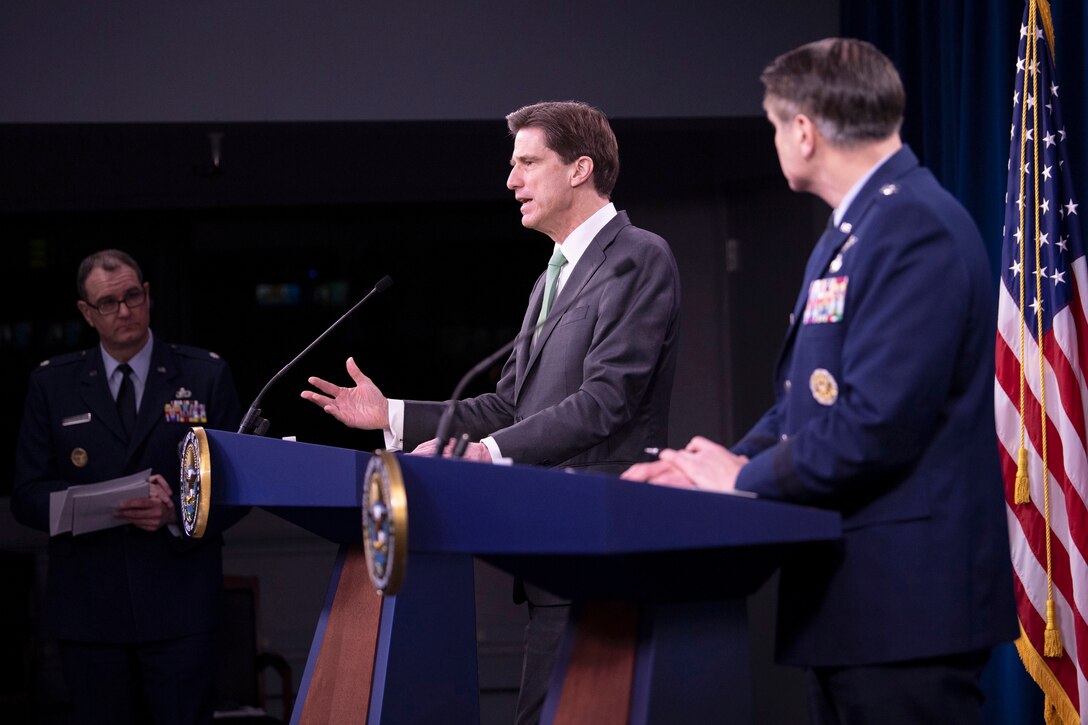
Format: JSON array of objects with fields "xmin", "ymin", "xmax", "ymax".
[
  {"xmin": 569, "ymin": 156, "xmax": 595, "ymax": 188},
  {"xmin": 76, "ymin": 300, "xmax": 97, "ymax": 330},
  {"xmin": 794, "ymin": 114, "xmax": 818, "ymax": 160}
]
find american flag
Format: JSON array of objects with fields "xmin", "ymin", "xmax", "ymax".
[{"xmin": 995, "ymin": 1, "xmax": 1087, "ymax": 723}]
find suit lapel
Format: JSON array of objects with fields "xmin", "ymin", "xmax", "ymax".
[
  {"xmin": 522, "ymin": 242, "xmax": 605, "ymax": 377},
  {"xmin": 515, "ymin": 212, "xmax": 625, "ymax": 401},
  {"xmin": 79, "ymin": 351, "xmax": 127, "ymax": 443},
  {"xmin": 515, "ymin": 274, "xmax": 546, "ymax": 394}
]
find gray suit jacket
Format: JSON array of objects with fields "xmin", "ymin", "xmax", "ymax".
[
  {"xmin": 404, "ymin": 211, "xmax": 681, "ymax": 602},
  {"xmin": 404, "ymin": 210, "xmax": 680, "ymax": 469}
]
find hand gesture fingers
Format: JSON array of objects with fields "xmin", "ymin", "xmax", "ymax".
[
  {"xmin": 303, "ymin": 376, "xmax": 339, "ymax": 399},
  {"xmin": 345, "ymin": 357, "xmax": 369, "ymax": 386},
  {"xmin": 301, "ymin": 358, "xmax": 389, "ymax": 430}
]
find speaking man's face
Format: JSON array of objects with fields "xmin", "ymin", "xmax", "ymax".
[{"xmin": 506, "ymin": 126, "xmax": 581, "ymax": 242}]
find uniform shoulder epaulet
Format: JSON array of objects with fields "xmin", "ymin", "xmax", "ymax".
[
  {"xmin": 169, "ymin": 343, "xmax": 224, "ymax": 362},
  {"xmin": 37, "ymin": 349, "xmax": 90, "ymax": 369}
]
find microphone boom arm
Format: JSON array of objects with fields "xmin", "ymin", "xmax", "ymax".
[{"xmin": 238, "ymin": 275, "xmax": 393, "ymax": 435}]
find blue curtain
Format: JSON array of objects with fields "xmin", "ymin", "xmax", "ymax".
[
  {"xmin": 841, "ymin": 1, "xmax": 1088, "ymax": 723},
  {"xmin": 842, "ymin": 0, "xmax": 1087, "ymax": 280}
]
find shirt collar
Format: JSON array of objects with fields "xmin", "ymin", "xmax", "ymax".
[
  {"xmin": 102, "ymin": 330, "xmax": 154, "ymax": 384},
  {"xmin": 833, "ymin": 148, "xmax": 899, "ymax": 227},
  {"xmin": 555, "ymin": 202, "xmax": 617, "ymax": 269}
]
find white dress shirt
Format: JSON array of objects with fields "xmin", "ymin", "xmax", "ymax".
[{"xmin": 102, "ymin": 330, "xmax": 154, "ymax": 410}]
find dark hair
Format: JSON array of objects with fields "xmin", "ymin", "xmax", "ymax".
[
  {"xmin": 76, "ymin": 249, "xmax": 144, "ymax": 300},
  {"xmin": 506, "ymin": 101, "xmax": 620, "ymax": 197},
  {"xmin": 760, "ymin": 38, "xmax": 905, "ymax": 147}
]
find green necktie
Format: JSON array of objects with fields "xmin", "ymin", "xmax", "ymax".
[{"xmin": 534, "ymin": 247, "xmax": 568, "ymax": 343}]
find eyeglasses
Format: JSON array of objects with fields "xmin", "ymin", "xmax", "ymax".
[{"xmin": 86, "ymin": 288, "xmax": 147, "ymax": 315}]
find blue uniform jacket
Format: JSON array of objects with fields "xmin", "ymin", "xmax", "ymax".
[
  {"xmin": 12, "ymin": 337, "xmax": 242, "ymax": 642},
  {"xmin": 734, "ymin": 147, "xmax": 1018, "ymax": 666}
]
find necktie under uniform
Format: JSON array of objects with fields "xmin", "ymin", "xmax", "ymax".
[
  {"xmin": 116, "ymin": 363, "xmax": 137, "ymax": 437},
  {"xmin": 534, "ymin": 248, "xmax": 568, "ymax": 344}
]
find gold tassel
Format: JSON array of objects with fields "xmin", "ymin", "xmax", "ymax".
[
  {"xmin": 1043, "ymin": 598, "xmax": 1063, "ymax": 657},
  {"xmin": 1015, "ymin": 447, "xmax": 1031, "ymax": 503}
]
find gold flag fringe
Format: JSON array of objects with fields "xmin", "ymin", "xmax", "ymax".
[{"xmin": 1014, "ymin": 626, "xmax": 1078, "ymax": 724}]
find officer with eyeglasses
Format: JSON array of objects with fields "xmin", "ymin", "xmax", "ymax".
[{"xmin": 12, "ymin": 249, "xmax": 244, "ymax": 725}]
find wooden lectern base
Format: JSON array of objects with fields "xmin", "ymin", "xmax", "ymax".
[
  {"xmin": 293, "ymin": 546, "xmax": 480, "ymax": 724},
  {"xmin": 553, "ymin": 602, "xmax": 639, "ymax": 725},
  {"xmin": 544, "ymin": 599, "xmax": 753, "ymax": 724},
  {"xmin": 300, "ymin": 546, "xmax": 382, "ymax": 724},
  {"xmin": 292, "ymin": 549, "xmax": 753, "ymax": 724}
]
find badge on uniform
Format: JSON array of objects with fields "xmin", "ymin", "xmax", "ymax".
[
  {"xmin": 164, "ymin": 399, "xmax": 207, "ymax": 424},
  {"xmin": 828, "ymin": 235, "xmax": 859, "ymax": 274},
  {"xmin": 809, "ymin": 368, "xmax": 839, "ymax": 406},
  {"xmin": 803, "ymin": 276, "xmax": 849, "ymax": 325}
]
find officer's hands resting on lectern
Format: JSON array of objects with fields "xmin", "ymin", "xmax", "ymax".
[{"xmin": 622, "ymin": 436, "xmax": 747, "ymax": 493}]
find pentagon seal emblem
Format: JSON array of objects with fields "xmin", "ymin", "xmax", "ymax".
[
  {"xmin": 179, "ymin": 427, "xmax": 211, "ymax": 538},
  {"xmin": 809, "ymin": 368, "xmax": 839, "ymax": 406},
  {"xmin": 361, "ymin": 450, "xmax": 408, "ymax": 594}
]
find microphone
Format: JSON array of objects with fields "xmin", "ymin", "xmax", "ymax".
[
  {"xmin": 432, "ymin": 258, "xmax": 636, "ymax": 456},
  {"xmin": 238, "ymin": 275, "xmax": 393, "ymax": 435}
]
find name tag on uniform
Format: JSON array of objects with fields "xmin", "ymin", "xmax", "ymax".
[
  {"xmin": 803, "ymin": 276, "xmax": 848, "ymax": 325},
  {"xmin": 62, "ymin": 412, "xmax": 92, "ymax": 427}
]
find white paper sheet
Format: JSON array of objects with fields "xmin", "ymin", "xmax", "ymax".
[{"xmin": 49, "ymin": 469, "xmax": 153, "ymax": 536}]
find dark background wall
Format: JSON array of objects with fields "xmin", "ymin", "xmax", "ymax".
[{"xmin": 0, "ymin": 2, "xmax": 835, "ymax": 123}]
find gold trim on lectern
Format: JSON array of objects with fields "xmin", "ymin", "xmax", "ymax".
[
  {"xmin": 180, "ymin": 427, "xmax": 211, "ymax": 538},
  {"xmin": 361, "ymin": 450, "xmax": 408, "ymax": 594}
]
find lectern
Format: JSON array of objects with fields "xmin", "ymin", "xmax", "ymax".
[{"xmin": 191, "ymin": 430, "xmax": 840, "ymax": 724}]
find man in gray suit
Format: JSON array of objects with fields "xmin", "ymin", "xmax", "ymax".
[{"xmin": 302, "ymin": 100, "xmax": 681, "ymax": 723}]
